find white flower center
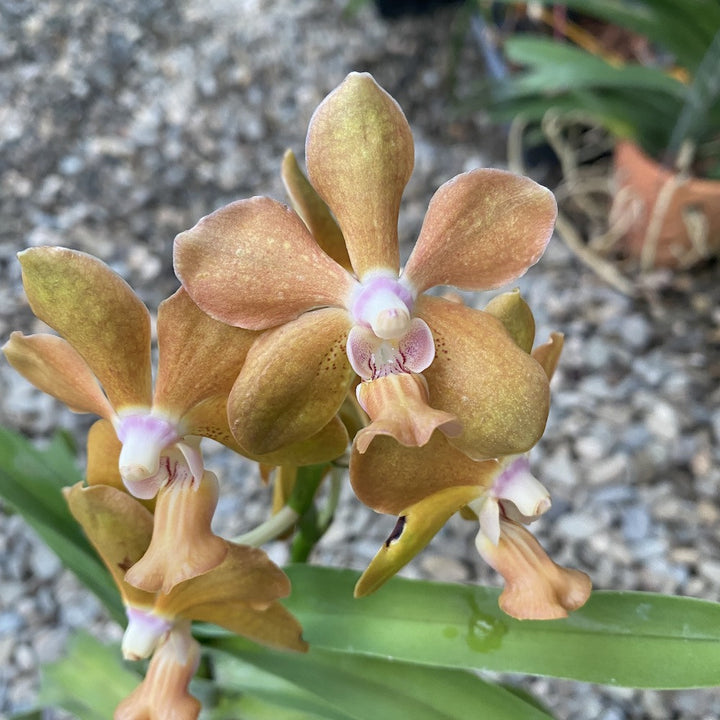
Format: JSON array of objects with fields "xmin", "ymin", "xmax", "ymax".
[{"xmin": 350, "ymin": 274, "xmax": 414, "ymax": 340}]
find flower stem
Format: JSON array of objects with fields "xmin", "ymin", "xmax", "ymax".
[{"xmin": 232, "ymin": 506, "xmax": 299, "ymax": 547}]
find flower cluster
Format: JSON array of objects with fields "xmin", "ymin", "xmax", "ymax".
[{"xmin": 3, "ymin": 72, "xmax": 591, "ymax": 718}]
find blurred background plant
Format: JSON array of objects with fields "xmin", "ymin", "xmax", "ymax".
[{"xmin": 459, "ymin": 0, "xmax": 720, "ymax": 276}]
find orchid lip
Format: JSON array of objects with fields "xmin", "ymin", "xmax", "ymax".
[{"xmin": 350, "ymin": 273, "xmax": 414, "ymax": 340}]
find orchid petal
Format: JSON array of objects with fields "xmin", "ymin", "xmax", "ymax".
[
  {"xmin": 249, "ymin": 415, "xmax": 350, "ymax": 467},
  {"xmin": 483, "ymin": 289, "xmax": 536, "ymax": 353},
  {"xmin": 417, "ymin": 295, "xmax": 550, "ymax": 459},
  {"xmin": 182, "ymin": 395, "xmax": 349, "ymax": 466},
  {"xmin": 173, "ymin": 197, "xmax": 357, "ymax": 330},
  {"xmin": 18, "ymin": 247, "xmax": 152, "ymax": 410},
  {"xmin": 354, "ymin": 485, "xmax": 481, "ymax": 597},
  {"xmin": 188, "ymin": 600, "xmax": 307, "ymax": 653},
  {"xmin": 158, "ymin": 544, "xmax": 291, "ymax": 617},
  {"xmin": 115, "ymin": 628, "xmax": 202, "ymax": 720},
  {"xmin": 153, "ymin": 287, "xmax": 258, "ymax": 417},
  {"xmin": 281, "ymin": 149, "xmax": 352, "ymax": 271},
  {"xmin": 228, "ymin": 307, "xmax": 354, "ymax": 455},
  {"xmin": 476, "ymin": 518, "xmax": 592, "ymax": 620},
  {"xmin": 63, "ymin": 483, "xmax": 155, "ymax": 609},
  {"xmin": 86, "ymin": 419, "xmax": 124, "ymax": 490},
  {"xmin": 306, "ymin": 72, "xmax": 414, "ymax": 279},
  {"xmin": 354, "ymin": 373, "xmax": 460, "ymax": 453},
  {"xmin": 125, "ymin": 470, "xmax": 228, "ymax": 594},
  {"xmin": 3, "ymin": 332, "xmax": 115, "ymax": 420},
  {"xmin": 350, "ymin": 431, "xmax": 499, "ymax": 515},
  {"xmin": 532, "ymin": 332, "xmax": 565, "ymax": 382},
  {"xmin": 402, "ymin": 169, "xmax": 556, "ymax": 294}
]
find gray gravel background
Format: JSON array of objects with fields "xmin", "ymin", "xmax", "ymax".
[{"xmin": 1, "ymin": 1, "xmax": 720, "ymax": 718}]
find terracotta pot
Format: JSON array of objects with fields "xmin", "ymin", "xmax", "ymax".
[{"xmin": 609, "ymin": 140, "xmax": 720, "ymax": 269}]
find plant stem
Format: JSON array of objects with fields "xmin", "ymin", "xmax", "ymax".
[{"xmin": 232, "ymin": 506, "xmax": 299, "ymax": 547}]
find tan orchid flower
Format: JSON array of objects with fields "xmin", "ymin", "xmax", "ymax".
[
  {"xmin": 174, "ymin": 72, "xmax": 556, "ymax": 462},
  {"xmin": 3, "ymin": 246, "xmax": 348, "ymax": 499},
  {"xmin": 351, "ymin": 321, "xmax": 591, "ymax": 620},
  {"xmin": 65, "ymin": 482, "xmax": 307, "ymax": 661},
  {"xmin": 114, "ymin": 622, "xmax": 202, "ymax": 720}
]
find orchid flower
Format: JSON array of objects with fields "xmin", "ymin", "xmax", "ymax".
[
  {"xmin": 174, "ymin": 72, "xmax": 557, "ymax": 462},
  {"xmin": 3, "ymin": 247, "xmax": 348, "ymax": 500},
  {"xmin": 350, "ymin": 302, "xmax": 591, "ymax": 620},
  {"xmin": 66, "ymin": 480, "xmax": 306, "ymax": 720}
]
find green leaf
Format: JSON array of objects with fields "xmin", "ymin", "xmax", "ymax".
[
  {"xmin": 488, "ymin": 0, "xmax": 720, "ymax": 70},
  {"xmin": 211, "ymin": 652, "xmax": 357, "ymax": 720},
  {"xmin": 209, "ymin": 642, "xmax": 555, "ymax": 720},
  {"xmin": 501, "ymin": 37, "xmax": 687, "ymax": 100},
  {"xmin": 39, "ymin": 633, "xmax": 140, "ymax": 719},
  {"xmin": 0, "ymin": 426, "xmax": 124, "ymax": 623},
  {"xmin": 282, "ymin": 565, "xmax": 720, "ymax": 689}
]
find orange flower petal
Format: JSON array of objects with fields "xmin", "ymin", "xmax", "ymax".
[
  {"xmin": 354, "ymin": 485, "xmax": 481, "ymax": 597},
  {"xmin": 354, "ymin": 373, "xmax": 460, "ymax": 453},
  {"xmin": 483, "ymin": 289, "xmax": 536, "ymax": 354},
  {"xmin": 158, "ymin": 544, "xmax": 291, "ymax": 616},
  {"xmin": 306, "ymin": 73, "xmax": 414, "ymax": 280},
  {"xmin": 3, "ymin": 332, "xmax": 115, "ymax": 419},
  {"xmin": 402, "ymin": 169, "xmax": 556, "ymax": 294},
  {"xmin": 153, "ymin": 287, "xmax": 258, "ymax": 418},
  {"xmin": 18, "ymin": 247, "xmax": 152, "ymax": 410},
  {"xmin": 86, "ymin": 419, "xmax": 124, "ymax": 489},
  {"xmin": 281, "ymin": 149, "xmax": 352, "ymax": 272},
  {"xmin": 248, "ymin": 415, "xmax": 350, "ymax": 467},
  {"xmin": 125, "ymin": 470, "xmax": 228, "ymax": 594},
  {"xmin": 115, "ymin": 628, "xmax": 202, "ymax": 720},
  {"xmin": 63, "ymin": 483, "xmax": 155, "ymax": 609},
  {"xmin": 173, "ymin": 197, "xmax": 357, "ymax": 330},
  {"xmin": 532, "ymin": 332, "xmax": 564, "ymax": 382},
  {"xmin": 189, "ymin": 600, "xmax": 307, "ymax": 653},
  {"xmin": 476, "ymin": 518, "xmax": 592, "ymax": 620},
  {"xmin": 417, "ymin": 295, "xmax": 550, "ymax": 459},
  {"xmin": 183, "ymin": 395, "xmax": 349, "ymax": 466},
  {"xmin": 350, "ymin": 431, "xmax": 499, "ymax": 515},
  {"xmin": 228, "ymin": 307, "xmax": 354, "ymax": 455}
]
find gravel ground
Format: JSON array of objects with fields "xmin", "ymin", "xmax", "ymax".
[{"xmin": 1, "ymin": 1, "xmax": 720, "ymax": 718}]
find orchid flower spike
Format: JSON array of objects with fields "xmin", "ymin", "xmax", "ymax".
[{"xmin": 174, "ymin": 72, "xmax": 557, "ymax": 463}]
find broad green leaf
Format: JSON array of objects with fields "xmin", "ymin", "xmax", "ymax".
[
  {"xmin": 211, "ymin": 653, "xmax": 357, "ymax": 720},
  {"xmin": 0, "ymin": 427, "xmax": 124, "ymax": 623},
  {"xmin": 488, "ymin": 0, "xmax": 720, "ymax": 70},
  {"xmin": 209, "ymin": 642, "xmax": 555, "ymax": 720},
  {"xmin": 501, "ymin": 38, "xmax": 687, "ymax": 100},
  {"xmin": 39, "ymin": 633, "xmax": 140, "ymax": 719},
  {"xmin": 282, "ymin": 565, "xmax": 720, "ymax": 689}
]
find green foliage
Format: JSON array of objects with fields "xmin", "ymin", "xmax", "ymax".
[
  {"xmin": 0, "ymin": 426, "xmax": 124, "ymax": 623},
  {"xmin": 282, "ymin": 565, "xmax": 720, "ymax": 689},
  {"xmin": 476, "ymin": 0, "xmax": 720, "ymax": 172}
]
